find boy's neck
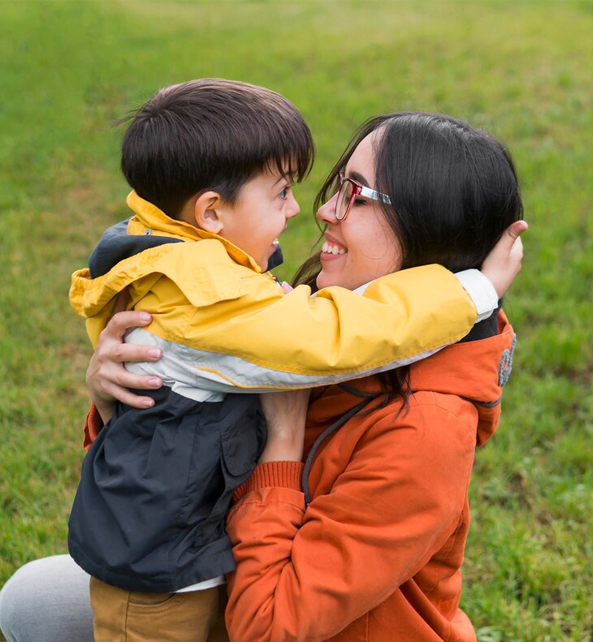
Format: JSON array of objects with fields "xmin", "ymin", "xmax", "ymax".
[{"xmin": 177, "ymin": 199, "xmax": 204, "ymax": 230}]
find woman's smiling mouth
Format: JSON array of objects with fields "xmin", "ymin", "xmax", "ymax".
[{"xmin": 321, "ymin": 234, "xmax": 347, "ymax": 259}]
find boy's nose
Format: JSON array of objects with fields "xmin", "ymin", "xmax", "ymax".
[{"xmin": 286, "ymin": 193, "xmax": 300, "ymax": 219}]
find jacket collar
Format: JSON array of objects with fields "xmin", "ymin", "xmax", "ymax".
[{"xmin": 126, "ymin": 191, "xmax": 263, "ymax": 273}]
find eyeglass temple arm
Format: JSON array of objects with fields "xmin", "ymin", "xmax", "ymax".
[{"xmin": 359, "ymin": 185, "xmax": 392, "ymax": 205}]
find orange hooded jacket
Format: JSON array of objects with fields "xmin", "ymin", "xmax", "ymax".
[
  {"xmin": 223, "ymin": 311, "xmax": 515, "ymax": 642},
  {"xmin": 83, "ymin": 313, "xmax": 514, "ymax": 641}
]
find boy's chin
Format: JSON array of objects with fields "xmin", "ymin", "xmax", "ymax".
[{"xmin": 255, "ymin": 254, "xmax": 269, "ymax": 272}]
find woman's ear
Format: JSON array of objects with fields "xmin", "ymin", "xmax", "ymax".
[{"xmin": 194, "ymin": 191, "xmax": 223, "ymax": 234}]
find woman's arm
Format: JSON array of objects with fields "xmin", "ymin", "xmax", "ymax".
[
  {"xmin": 257, "ymin": 389, "xmax": 310, "ymax": 464},
  {"xmin": 224, "ymin": 400, "xmax": 477, "ymax": 642}
]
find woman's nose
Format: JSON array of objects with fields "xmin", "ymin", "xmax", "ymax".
[{"xmin": 316, "ymin": 193, "xmax": 339, "ymax": 224}]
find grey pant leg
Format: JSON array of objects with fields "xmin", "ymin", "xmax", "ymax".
[{"xmin": 0, "ymin": 554, "xmax": 94, "ymax": 642}]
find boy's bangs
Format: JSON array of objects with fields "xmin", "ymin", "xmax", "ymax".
[
  {"xmin": 263, "ymin": 125, "xmax": 314, "ymax": 184},
  {"xmin": 121, "ymin": 79, "xmax": 314, "ymax": 216}
]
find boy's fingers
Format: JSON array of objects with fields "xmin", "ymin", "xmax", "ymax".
[
  {"xmin": 507, "ymin": 220, "xmax": 529, "ymax": 241},
  {"xmin": 511, "ymin": 237, "xmax": 524, "ymax": 261}
]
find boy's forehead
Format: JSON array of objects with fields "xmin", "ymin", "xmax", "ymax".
[
  {"xmin": 260, "ymin": 160, "xmax": 297, "ymax": 183},
  {"xmin": 246, "ymin": 168, "xmax": 291, "ymax": 191},
  {"xmin": 231, "ymin": 166, "xmax": 293, "ymax": 204}
]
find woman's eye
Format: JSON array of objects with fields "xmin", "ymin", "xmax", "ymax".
[{"xmin": 353, "ymin": 198, "xmax": 366, "ymax": 207}]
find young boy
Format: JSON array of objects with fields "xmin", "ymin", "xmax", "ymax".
[{"xmin": 68, "ymin": 79, "xmax": 500, "ymax": 642}]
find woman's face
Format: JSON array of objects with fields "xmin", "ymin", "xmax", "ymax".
[{"xmin": 316, "ymin": 132, "xmax": 402, "ymax": 291}]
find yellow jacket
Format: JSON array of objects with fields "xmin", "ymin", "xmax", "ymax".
[{"xmin": 70, "ymin": 191, "xmax": 493, "ymax": 393}]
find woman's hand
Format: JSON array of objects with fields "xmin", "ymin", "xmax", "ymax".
[
  {"xmin": 258, "ymin": 389, "xmax": 311, "ymax": 464},
  {"xmin": 481, "ymin": 220, "xmax": 528, "ymax": 298},
  {"xmin": 86, "ymin": 294, "xmax": 163, "ymax": 422}
]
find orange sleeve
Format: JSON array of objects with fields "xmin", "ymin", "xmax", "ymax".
[
  {"xmin": 225, "ymin": 402, "xmax": 476, "ymax": 642},
  {"xmin": 83, "ymin": 403, "xmax": 104, "ymax": 451}
]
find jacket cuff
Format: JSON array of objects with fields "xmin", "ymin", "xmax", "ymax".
[
  {"xmin": 83, "ymin": 403, "xmax": 104, "ymax": 452},
  {"xmin": 233, "ymin": 461, "xmax": 304, "ymax": 503},
  {"xmin": 454, "ymin": 269, "xmax": 499, "ymax": 323}
]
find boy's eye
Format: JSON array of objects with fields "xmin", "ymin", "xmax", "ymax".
[{"xmin": 279, "ymin": 185, "xmax": 292, "ymax": 199}]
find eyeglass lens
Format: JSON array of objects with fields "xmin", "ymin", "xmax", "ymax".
[{"xmin": 336, "ymin": 179, "xmax": 354, "ymax": 220}]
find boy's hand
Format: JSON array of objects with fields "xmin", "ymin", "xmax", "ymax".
[
  {"xmin": 258, "ymin": 389, "xmax": 311, "ymax": 464},
  {"xmin": 481, "ymin": 221, "xmax": 528, "ymax": 298},
  {"xmin": 86, "ymin": 293, "xmax": 163, "ymax": 422}
]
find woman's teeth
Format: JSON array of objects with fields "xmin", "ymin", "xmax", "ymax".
[{"xmin": 321, "ymin": 242, "xmax": 346, "ymax": 255}]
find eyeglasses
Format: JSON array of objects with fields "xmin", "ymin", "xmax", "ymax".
[{"xmin": 335, "ymin": 172, "xmax": 392, "ymax": 221}]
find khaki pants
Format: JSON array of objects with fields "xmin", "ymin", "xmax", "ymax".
[{"xmin": 90, "ymin": 577, "xmax": 228, "ymax": 642}]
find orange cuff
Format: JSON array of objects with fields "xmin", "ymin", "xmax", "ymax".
[
  {"xmin": 233, "ymin": 461, "xmax": 304, "ymax": 503},
  {"xmin": 83, "ymin": 403, "xmax": 104, "ymax": 451}
]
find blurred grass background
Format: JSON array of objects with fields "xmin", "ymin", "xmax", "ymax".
[{"xmin": 0, "ymin": 1, "xmax": 591, "ymax": 640}]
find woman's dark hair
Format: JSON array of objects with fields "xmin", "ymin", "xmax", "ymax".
[
  {"xmin": 120, "ymin": 79, "xmax": 314, "ymax": 218},
  {"xmin": 294, "ymin": 112, "xmax": 523, "ymax": 409}
]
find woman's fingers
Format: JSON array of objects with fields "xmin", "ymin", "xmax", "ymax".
[
  {"xmin": 106, "ymin": 364, "xmax": 162, "ymax": 391},
  {"xmin": 108, "ymin": 342, "xmax": 162, "ymax": 364},
  {"xmin": 87, "ymin": 361, "xmax": 161, "ymax": 409},
  {"xmin": 87, "ymin": 309, "xmax": 163, "ymax": 410},
  {"xmin": 101, "ymin": 382, "xmax": 157, "ymax": 409}
]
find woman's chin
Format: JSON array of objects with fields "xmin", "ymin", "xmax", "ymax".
[
  {"xmin": 317, "ymin": 267, "xmax": 373, "ymax": 292},
  {"xmin": 317, "ymin": 268, "xmax": 346, "ymax": 290},
  {"xmin": 316, "ymin": 270, "xmax": 333, "ymax": 290}
]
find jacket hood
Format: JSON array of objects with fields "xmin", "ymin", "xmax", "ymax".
[
  {"xmin": 87, "ymin": 218, "xmax": 183, "ymax": 278},
  {"xmin": 87, "ymin": 191, "xmax": 284, "ymax": 279},
  {"xmin": 308, "ymin": 311, "xmax": 516, "ymax": 448},
  {"xmin": 71, "ymin": 191, "xmax": 283, "ymax": 334},
  {"xmin": 408, "ymin": 310, "xmax": 515, "ymax": 446}
]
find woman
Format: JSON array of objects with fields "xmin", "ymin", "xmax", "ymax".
[
  {"xmin": 222, "ymin": 113, "xmax": 523, "ymax": 642},
  {"xmin": 0, "ymin": 113, "xmax": 525, "ymax": 642}
]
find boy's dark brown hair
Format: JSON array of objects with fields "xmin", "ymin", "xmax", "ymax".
[{"xmin": 120, "ymin": 79, "xmax": 314, "ymax": 218}]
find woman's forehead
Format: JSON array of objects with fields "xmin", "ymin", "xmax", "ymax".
[{"xmin": 345, "ymin": 132, "xmax": 378, "ymax": 184}]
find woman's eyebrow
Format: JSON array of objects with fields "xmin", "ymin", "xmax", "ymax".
[{"xmin": 347, "ymin": 170, "xmax": 370, "ymax": 187}]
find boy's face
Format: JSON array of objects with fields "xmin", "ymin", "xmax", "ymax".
[{"xmin": 215, "ymin": 170, "xmax": 300, "ymax": 271}]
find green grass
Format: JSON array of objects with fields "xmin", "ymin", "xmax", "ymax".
[{"xmin": 0, "ymin": 1, "xmax": 592, "ymax": 640}]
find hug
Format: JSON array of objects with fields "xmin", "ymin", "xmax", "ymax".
[{"xmin": 0, "ymin": 79, "xmax": 525, "ymax": 642}]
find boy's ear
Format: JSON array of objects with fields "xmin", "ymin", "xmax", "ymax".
[{"xmin": 194, "ymin": 191, "xmax": 223, "ymax": 234}]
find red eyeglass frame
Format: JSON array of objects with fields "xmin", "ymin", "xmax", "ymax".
[{"xmin": 335, "ymin": 172, "xmax": 392, "ymax": 221}]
